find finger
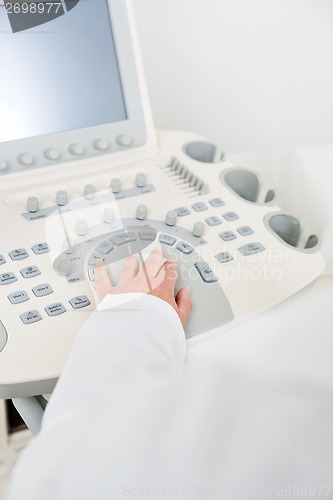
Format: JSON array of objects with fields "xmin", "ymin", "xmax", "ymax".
[
  {"xmin": 94, "ymin": 261, "xmax": 114, "ymax": 301},
  {"xmin": 158, "ymin": 259, "xmax": 178, "ymax": 288},
  {"xmin": 175, "ymin": 287, "xmax": 192, "ymax": 327},
  {"xmin": 140, "ymin": 246, "xmax": 164, "ymax": 279},
  {"xmin": 119, "ymin": 253, "xmax": 139, "ymax": 282}
]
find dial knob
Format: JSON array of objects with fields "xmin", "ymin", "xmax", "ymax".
[
  {"xmin": 56, "ymin": 190, "xmax": 68, "ymax": 206},
  {"xmin": 192, "ymin": 221, "xmax": 205, "ymax": 237},
  {"xmin": 18, "ymin": 153, "xmax": 34, "ymax": 166},
  {"xmin": 84, "ymin": 184, "xmax": 95, "ymax": 198},
  {"xmin": 45, "ymin": 148, "xmax": 60, "ymax": 161},
  {"xmin": 54, "ymin": 256, "xmax": 72, "ymax": 276},
  {"xmin": 136, "ymin": 204, "xmax": 148, "ymax": 220},
  {"xmin": 75, "ymin": 219, "xmax": 88, "ymax": 236},
  {"xmin": 135, "ymin": 172, "xmax": 146, "ymax": 188},
  {"xmin": 0, "ymin": 158, "xmax": 8, "ymax": 170},
  {"xmin": 103, "ymin": 208, "xmax": 115, "ymax": 224},
  {"xmin": 165, "ymin": 210, "xmax": 177, "ymax": 226},
  {"xmin": 117, "ymin": 135, "xmax": 132, "ymax": 147},
  {"xmin": 110, "ymin": 178, "xmax": 121, "ymax": 193},
  {"xmin": 94, "ymin": 139, "xmax": 109, "ymax": 151},
  {"xmin": 27, "ymin": 196, "xmax": 39, "ymax": 213},
  {"xmin": 69, "ymin": 143, "xmax": 85, "ymax": 156}
]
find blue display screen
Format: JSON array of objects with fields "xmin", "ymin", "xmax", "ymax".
[{"xmin": 0, "ymin": 0, "xmax": 127, "ymax": 143}]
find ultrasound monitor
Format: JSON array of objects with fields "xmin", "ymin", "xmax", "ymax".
[{"xmin": 0, "ymin": 0, "xmax": 155, "ymax": 175}]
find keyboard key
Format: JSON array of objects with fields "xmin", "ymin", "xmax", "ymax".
[
  {"xmin": 209, "ymin": 198, "xmax": 225, "ymax": 207},
  {"xmin": 69, "ymin": 296, "xmax": 91, "ymax": 309},
  {"xmin": 0, "ymin": 273, "xmax": 17, "ymax": 285},
  {"xmin": 20, "ymin": 310, "xmax": 42, "ymax": 324},
  {"xmin": 205, "ymin": 216, "xmax": 222, "ymax": 226},
  {"xmin": 88, "ymin": 253, "xmax": 105, "ymax": 267},
  {"xmin": 175, "ymin": 206, "xmax": 191, "ymax": 217},
  {"xmin": 238, "ymin": 242, "xmax": 265, "ymax": 256},
  {"xmin": 9, "ymin": 248, "xmax": 29, "ymax": 261},
  {"xmin": 138, "ymin": 230, "xmax": 156, "ymax": 241},
  {"xmin": 194, "ymin": 262, "xmax": 217, "ymax": 283},
  {"xmin": 237, "ymin": 226, "xmax": 254, "ymax": 236},
  {"xmin": 223, "ymin": 211, "xmax": 239, "ymax": 222},
  {"xmin": 95, "ymin": 240, "xmax": 114, "ymax": 255},
  {"xmin": 32, "ymin": 284, "xmax": 53, "ymax": 297},
  {"xmin": 8, "ymin": 291, "xmax": 29, "ymax": 304},
  {"xmin": 45, "ymin": 303, "xmax": 66, "ymax": 317},
  {"xmin": 176, "ymin": 242, "xmax": 194, "ymax": 254},
  {"xmin": 0, "ymin": 255, "xmax": 6, "ymax": 265},
  {"xmin": 20, "ymin": 266, "xmax": 41, "ymax": 279},
  {"xmin": 219, "ymin": 231, "xmax": 237, "ymax": 242},
  {"xmin": 109, "ymin": 232, "xmax": 137, "ymax": 246},
  {"xmin": 216, "ymin": 252, "xmax": 234, "ymax": 263},
  {"xmin": 31, "ymin": 243, "xmax": 50, "ymax": 255},
  {"xmin": 159, "ymin": 234, "xmax": 176, "ymax": 246},
  {"xmin": 191, "ymin": 202, "xmax": 208, "ymax": 212}
]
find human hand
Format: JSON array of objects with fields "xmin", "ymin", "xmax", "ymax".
[{"xmin": 94, "ymin": 247, "xmax": 192, "ymax": 327}]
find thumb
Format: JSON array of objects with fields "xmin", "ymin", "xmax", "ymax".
[{"xmin": 175, "ymin": 287, "xmax": 192, "ymax": 327}]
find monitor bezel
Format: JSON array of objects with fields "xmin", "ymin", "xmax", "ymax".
[{"xmin": 0, "ymin": 0, "xmax": 156, "ymax": 176}]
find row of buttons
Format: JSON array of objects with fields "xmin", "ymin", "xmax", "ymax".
[
  {"xmin": 8, "ymin": 284, "xmax": 53, "ymax": 304},
  {"xmin": 19, "ymin": 296, "xmax": 91, "ymax": 324},
  {"xmin": 0, "ymin": 266, "xmax": 41, "ymax": 285},
  {"xmin": 216, "ymin": 242, "xmax": 266, "ymax": 263},
  {"xmin": 0, "ymin": 136, "xmax": 132, "ymax": 171},
  {"xmin": 175, "ymin": 198, "xmax": 224, "ymax": 217},
  {"xmin": 0, "ymin": 243, "xmax": 49, "ymax": 265}
]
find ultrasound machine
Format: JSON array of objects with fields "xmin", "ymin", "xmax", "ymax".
[{"xmin": 0, "ymin": 0, "xmax": 325, "ymax": 430}]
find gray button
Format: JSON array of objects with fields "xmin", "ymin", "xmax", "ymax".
[
  {"xmin": 176, "ymin": 242, "xmax": 194, "ymax": 254},
  {"xmin": 88, "ymin": 253, "xmax": 105, "ymax": 267},
  {"xmin": 32, "ymin": 284, "xmax": 53, "ymax": 297},
  {"xmin": 159, "ymin": 234, "xmax": 176, "ymax": 246},
  {"xmin": 9, "ymin": 248, "xmax": 29, "ymax": 261},
  {"xmin": 69, "ymin": 296, "xmax": 91, "ymax": 309},
  {"xmin": 219, "ymin": 231, "xmax": 237, "ymax": 242},
  {"xmin": 138, "ymin": 230, "xmax": 156, "ymax": 241},
  {"xmin": 192, "ymin": 202, "xmax": 208, "ymax": 212},
  {"xmin": 194, "ymin": 262, "xmax": 217, "ymax": 283},
  {"xmin": 45, "ymin": 303, "xmax": 66, "ymax": 317},
  {"xmin": 0, "ymin": 273, "xmax": 17, "ymax": 285},
  {"xmin": 238, "ymin": 242, "xmax": 265, "ymax": 256},
  {"xmin": 209, "ymin": 198, "xmax": 225, "ymax": 207},
  {"xmin": 110, "ymin": 232, "xmax": 137, "ymax": 246},
  {"xmin": 8, "ymin": 291, "xmax": 29, "ymax": 304},
  {"xmin": 20, "ymin": 266, "xmax": 41, "ymax": 279},
  {"xmin": 216, "ymin": 252, "xmax": 234, "ymax": 263},
  {"xmin": 20, "ymin": 310, "xmax": 42, "ymax": 324},
  {"xmin": 175, "ymin": 206, "xmax": 191, "ymax": 217},
  {"xmin": 223, "ymin": 211, "xmax": 239, "ymax": 222},
  {"xmin": 205, "ymin": 216, "xmax": 222, "ymax": 226},
  {"xmin": 0, "ymin": 255, "xmax": 6, "ymax": 265},
  {"xmin": 237, "ymin": 226, "xmax": 254, "ymax": 236},
  {"xmin": 87, "ymin": 268, "xmax": 95, "ymax": 281},
  {"xmin": 32, "ymin": 243, "xmax": 50, "ymax": 255},
  {"xmin": 95, "ymin": 240, "xmax": 114, "ymax": 255}
]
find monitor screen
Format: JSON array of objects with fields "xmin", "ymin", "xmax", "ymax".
[{"xmin": 0, "ymin": 0, "xmax": 127, "ymax": 143}]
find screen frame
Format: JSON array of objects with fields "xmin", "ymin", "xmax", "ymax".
[{"xmin": 0, "ymin": 0, "xmax": 155, "ymax": 175}]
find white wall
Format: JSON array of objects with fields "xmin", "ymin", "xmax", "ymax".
[{"xmin": 133, "ymin": 0, "xmax": 333, "ymax": 153}]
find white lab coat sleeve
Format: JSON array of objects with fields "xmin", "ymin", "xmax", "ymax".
[
  {"xmin": 41, "ymin": 292, "xmax": 187, "ymax": 429},
  {"xmin": 5, "ymin": 293, "xmax": 186, "ymax": 500}
]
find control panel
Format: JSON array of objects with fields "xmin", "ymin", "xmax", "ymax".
[{"xmin": 0, "ymin": 130, "xmax": 324, "ymax": 399}]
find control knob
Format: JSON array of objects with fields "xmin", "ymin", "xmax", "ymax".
[
  {"xmin": 110, "ymin": 178, "xmax": 121, "ymax": 193},
  {"xmin": 27, "ymin": 196, "xmax": 39, "ymax": 213},
  {"xmin": 56, "ymin": 190, "xmax": 68, "ymax": 206},
  {"xmin": 75, "ymin": 219, "xmax": 88, "ymax": 236},
  {"xmin": 192, "ymin": 222, "xmax": 205, "ymax": 237},
  {"xmin": 135, "ymin": 172, "xmax": 146, "ymax": 188},
  {"xmin": 136, "ymin": 204, "xmax": 148, "ymax": 220},
  {"xmin": 54, "ymin": 256, "xmax": 72, "ymax": 276},
  {"xmin": 103, "ymin": 208, "xmax": 115, "ymax": 224},
  {"xmin": 165, "ymin": 210, "xmax": 177, "ymax": 226}
]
